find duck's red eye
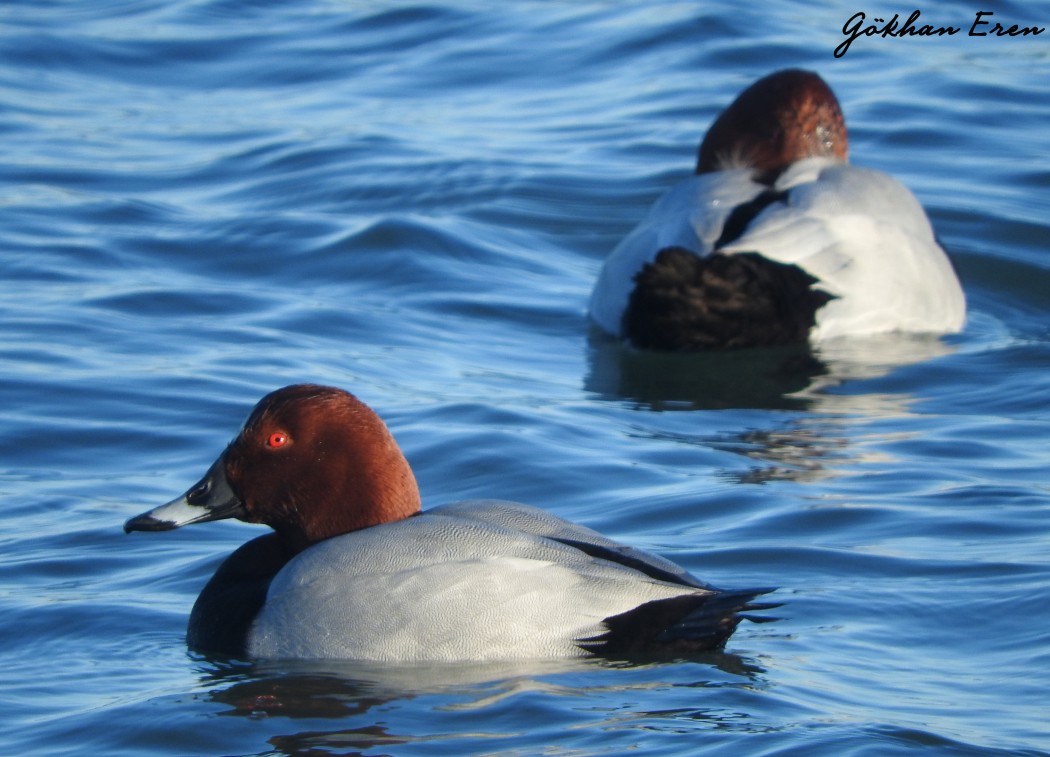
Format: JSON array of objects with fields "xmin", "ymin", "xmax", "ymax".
[{"xmin": 267, "ymin": 432, "xmax": 289, "ymax": 448}]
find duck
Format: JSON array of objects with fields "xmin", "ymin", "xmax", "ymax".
[
  {"xmin": 589, "ymin": 68, "xmax": 966, "ymax": 351},
  {"xmin": 125, "ymin": 384, "xmax": 775, "ymax": 661}
]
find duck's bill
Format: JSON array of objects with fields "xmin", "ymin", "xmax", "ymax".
[{"xmin": 124, "ymin": 456, "xmax": 247, "ymax": 533}]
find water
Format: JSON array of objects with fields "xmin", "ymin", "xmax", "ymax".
[{"xmin": 2, "ymin": 1, "xmax": 1048, "ymax": 754}]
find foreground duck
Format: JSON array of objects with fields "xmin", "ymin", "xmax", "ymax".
[
  {"xmin": 589, "ymin": 68, "xmax": 966, "ymax": 350},
  {"xmin": 125, "ymin": 384, "xmax": 774, "ymax": 661}
]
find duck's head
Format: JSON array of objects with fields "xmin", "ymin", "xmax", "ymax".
[
  {"xmin": 697, "ymin": 68, "xmax": 848, "ymax": 180},
  {"xmin": 124, "ymin": 384, "xmax": 422, "ymax": 554}
]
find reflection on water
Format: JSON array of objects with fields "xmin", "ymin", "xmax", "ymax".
[
  {"xmin": 709, "ymin": 424, "xmax": 851, "ymax": 484},
  {"xmin": 585, "ymin": 332, "xmax": 826, "ymax": 411},
  {"xmin": 586, "ymin": 330, "xmax": 956, "ymax": 413},
  {"xmin": 588, "ymin": 332, "xmax": 957, "ymax": 483},
  {"xmin": 810, "ymin": 332, "xmax": 957, "ymax": 389},
  {"xmin": 194, "ymin": 653, "xmax": 769, "ymax": 755}
]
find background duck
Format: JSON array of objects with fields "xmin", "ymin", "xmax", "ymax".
[{"xmin": 589, "ymin": 68, "xmax": 966, "ymax": 351}]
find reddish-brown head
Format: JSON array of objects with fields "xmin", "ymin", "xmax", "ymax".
[
  {"xmin": 222, "ymin": 384, "xmax": 422, "ymax": 552},
  {"xmin": 696, "ymin": 69, "xmax": 848, "ymax": 179}
]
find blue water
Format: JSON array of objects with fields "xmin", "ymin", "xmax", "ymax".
[{"xmin": 2, "ymin": 1, "xmax": 1049, "ymax": 755}]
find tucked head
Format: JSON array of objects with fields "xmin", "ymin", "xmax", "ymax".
[
  {"xmin": 124, "ymin": 384, "xmax": 422, "ymax": 553},
  {"xmin": 697, "ymin": 69, "xmax": 848, "ymax": 179}
]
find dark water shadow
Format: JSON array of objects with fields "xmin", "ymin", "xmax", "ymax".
[
  {"xmin": 585, "ymin": 330, "xmax": 958, "ymax": 483},
  {"xmin": 585, "ymin": 329, "xmax": 958, "ymax": 413},
  {"xmin": 585, "ymin": 332, "xmax": 827, "ymax": 411},
  {"xmin": 191, "ymin": 651, "xmax": 768, "ymax": 755}
]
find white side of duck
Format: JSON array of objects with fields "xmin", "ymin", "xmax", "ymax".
[
  {"xmin": 589, "ymin": 157, "xmax": 965, "ymax": 342},
  {"xmin": 249, "ymin": 500, "xmax": 712, "ymax": 661}
]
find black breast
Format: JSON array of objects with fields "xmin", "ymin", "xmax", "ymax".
[{"xmin": 187, "ymin": 533, "xmax": 293, "ymax": 657}]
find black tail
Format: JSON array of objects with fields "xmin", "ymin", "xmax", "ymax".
[
  {"xmin": 623, "ymin": 246, "xmax": 833, "ymax": 351},
  {"xmin": 577, "ymin": 587, "xmax": 779, "ymax": 657}
]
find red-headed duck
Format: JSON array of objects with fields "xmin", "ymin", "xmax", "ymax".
[
  {"xmin": 589, "ymin": 68, "xmax": 966, "ymax": 350},
  {"xmin": 125, "ymin": 384, "xmax": 774, "ymax": 661}
]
